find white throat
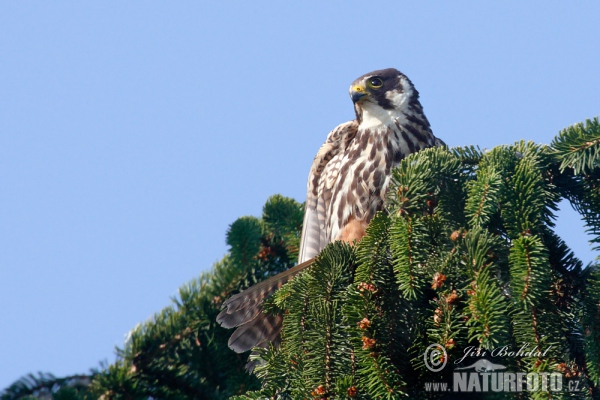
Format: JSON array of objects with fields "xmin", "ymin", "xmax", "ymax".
[{"xmin": 359, "ymin": 104, "xmax": 398, "ymax": 130}]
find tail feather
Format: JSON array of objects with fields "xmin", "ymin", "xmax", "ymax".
[
  {"xmin": 216, "ymin": 301, "xmax": 263, "ymax": 330},
  {"xmin": 228, "ymin": 312, "xmax": 284, "ymax": 353},
  {"xmin": 217, "ymin": 258, "xmax": 315, "ymax": 355}
]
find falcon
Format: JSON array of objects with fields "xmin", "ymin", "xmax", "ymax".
[{"xmin": 217, "ymin": 68, "xmax": 444, "ymax": 364}]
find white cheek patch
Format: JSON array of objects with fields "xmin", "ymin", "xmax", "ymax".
[{"xmin": 386, "ymin": 78, "xmax": 413, "ymax": 111}]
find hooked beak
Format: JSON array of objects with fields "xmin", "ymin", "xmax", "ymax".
[{"xmin": 350, "ymin": 85, "xmax": 368, "ymax": 103}]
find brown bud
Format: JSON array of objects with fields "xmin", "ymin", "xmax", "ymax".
[
  {"xmin": 357, "ymin": 282, "xmax": 377, "ymax": 293},
  {"xmin": 446, "ymin": 290, "xmax": 460, "ymax": 305},
  {"xmin": 257, "ymin": 245, "xmax": 274, "ymax": 261},
  {"xmin": 431, "ymin": 272, "xmax": 447, "ymax": 290},
  {"xmin": 347, "ymin": 386, "xmax": 358, "ymax": 397},
  {"xmin": 450, "ymin": 230, "xmax": 460, "ymax": 241},
  {"xmin": 311, "ymin": 385, "xmax": 326, "ymax": 396},
  {"xmin": 361, "ymin": 336, "xmax": 376, "ymax": 350},
  {"xmin": 358, "ymin": 317, "xmax": 371, "ymax": 330}
]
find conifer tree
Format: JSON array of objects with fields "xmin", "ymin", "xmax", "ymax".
[
  {"xmin": 1, "ymin": 372, "xmax": 96, "ymax": 400},
  {"xmin": 232, "ymin": 118, "xmax": 600, "ymax": 399},
  {"xmin": 4, "ymin": 118, "xmax": 600, "ymax": 399}
]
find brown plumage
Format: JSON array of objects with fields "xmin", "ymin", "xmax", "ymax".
[
  {"xmin": 216, "ymin": 258, "xmax": 313, "ymax": 356},
  {"xmin": 217, "ymin": 68, "xmax": 445, "ymax": 368}
]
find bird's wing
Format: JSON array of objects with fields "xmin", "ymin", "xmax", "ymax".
[
  {"xmin": 298, "ymin": 120, "xmax": 358, "ymax": 263},
  {"xmin": 216, "ymin": 119, "xmax": 357, "ymax": 365}
]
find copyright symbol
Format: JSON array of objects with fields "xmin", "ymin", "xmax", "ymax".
[{"xmin": 424, "ymin": 343, "xmax": 447, "ymax": 372}]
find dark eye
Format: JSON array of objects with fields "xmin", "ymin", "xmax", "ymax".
[{"xmin": 368, "ymin": 77, "xmax": 383, "ymax": 89}]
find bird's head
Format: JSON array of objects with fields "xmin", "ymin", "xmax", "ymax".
[{"xmin": 349, "ymin": 68, "xmax": 419, "ymax": 125}]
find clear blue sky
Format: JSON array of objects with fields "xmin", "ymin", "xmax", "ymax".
[{"xmin": 1, "ymin": 1, "xmax": 598, "ymax": 389}]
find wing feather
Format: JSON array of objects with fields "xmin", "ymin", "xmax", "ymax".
[{"xmin": 298, "ymin": 120, "xmax": 358, "ymax": 263}]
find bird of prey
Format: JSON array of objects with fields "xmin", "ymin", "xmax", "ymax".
[{"xmin": 217, "ymin": 68, "xmax": 444, "ymax": 364}]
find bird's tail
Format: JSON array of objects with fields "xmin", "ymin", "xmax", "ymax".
[{"xmin": 216, "ymin": 258, "xmax": 314, "ymax": 356}]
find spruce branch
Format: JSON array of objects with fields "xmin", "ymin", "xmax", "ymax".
[
  {"xmin": 509, "ymin": 235, "xmax": 551, "ymax": 308},
  {"xmin": 552, "ymin": 117, "xmax": 600, "ymax": 175},
  {"xmin": 465, "ymin": 167, "xmax": 502, "ymax": 229},
  {"xmin": 462, "ymin": 227, "xmax": 509, "ymax": 348},
  {"xmin": 581, "ymin": 266, "xmax": 600, "ymax": 388}
]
